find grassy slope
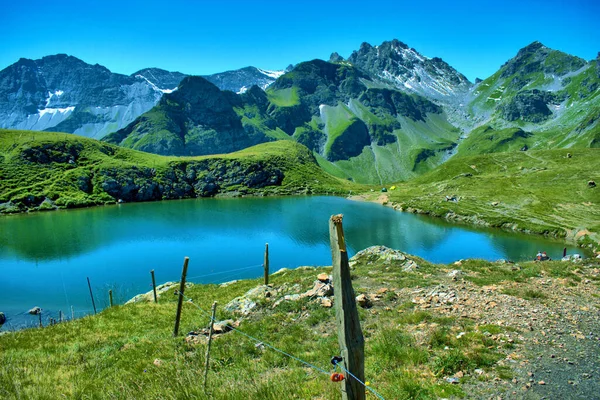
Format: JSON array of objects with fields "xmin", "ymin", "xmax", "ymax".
[
  {"xmin": 5, "ymin": 249, "xmax": 598, "ymax": 399},
  {"xmin": 373, "ymin": 148, "xmax": 600, "ymax": 242},
  {"xmin": 0, "ymin": 129, "xmax": 357, "ymax": 211}
]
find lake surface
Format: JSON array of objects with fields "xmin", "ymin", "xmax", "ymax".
[{"xmin": 0, "ymin": 196, "xmax": 584, "ymax": 329}]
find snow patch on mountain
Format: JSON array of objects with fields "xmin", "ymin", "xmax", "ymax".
[
  {"xmin": 38, "ymin": 106, "xmax": 75, "ymax": 117},
  {"xmin": 257, "ymin": 68, "xmax": 285, "ymax": 79},
  {"xmin": 135, "ymin": 74, "xmax": 178, "ymax": 94}
]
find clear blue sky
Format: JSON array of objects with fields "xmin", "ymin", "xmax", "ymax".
[{"xmin": 0, "ymin": 0, "xmax": 598, "ymax": 82}]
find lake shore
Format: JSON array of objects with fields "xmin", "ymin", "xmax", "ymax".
[{"xmin": 1, "ymin": 245, "xmax": 599, "ymax": 399}]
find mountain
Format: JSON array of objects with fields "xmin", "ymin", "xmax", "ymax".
[
  {"xmin": 0, "ymin": 54, "xmax": 167, "ymax": 139},
  {"xmin": 108, "ymin": 59, "xmax": 460, "ymax": 183},
  {"xmin": 463, "ymin": 41, "xmax": 600, "ymax": 153},
  {"xmin": 203, "ymin": 66, "xmax": 285, "ymax": 94},
  {"xmin": 344, "ymin": 39, "xmax": 472, "ymax": 102},
  {"xmin": 103, "ymin": 76, "xmax": 276, "ymax": 155},
  {"xmin": 0, "ymin": 56, "xmax": 284, "ymax": 140},
  {"xmin": 132, "ymin": 67, "xmax": 188, "ymax": 91}
]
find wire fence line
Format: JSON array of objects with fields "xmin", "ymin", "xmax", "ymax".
[{"xmin": 178, "ymin": 291, "xmax": 386, "ymax": 399}]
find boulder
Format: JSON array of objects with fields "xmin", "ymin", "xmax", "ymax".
[
  {"xmin": 317, "ymin": 273, "xmax": 330, "ymax": 283},
  {"xmin": 302, "ymin": 281, "xmax": 333, "ymax": 298},
  {"xmin": 402, "ymin": 260, "xmax": 419, "ymax": 272},
  {"xmin": 0, "ymin": 312, "xmax": 5, "ymax": 325},
  {"xmin": 224, "ymin": 297, "xmax": 257, "ymax": 316},
  {"xmin": 356, "ymin": 294, "xmax": 372, "ymax": 308},
  {"xmin": 28, "ymin": 306, "xmax": 41, "ymax": 315},
  {"xmin": 319, "ymin": 298, "xmax": 333, "ymax": 308}
]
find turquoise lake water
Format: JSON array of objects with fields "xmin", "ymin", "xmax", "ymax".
[{"xmin": 0, "ymin": 196, "xmax": 583, "ymax": 329}]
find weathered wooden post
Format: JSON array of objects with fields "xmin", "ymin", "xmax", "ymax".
[
  {"xmin": 71, "ymin": 306, "xmax": 74, "ymax": 321},
  {"xmin": 264, "ymin": 243, "xmax": 270, "ymax": 285},
  {"xmin": 203, "ymin": 301, "xmax": 218, "ymax": 391},
  {"xmin": 173, "ymin": 257, "xmax": 190, "ymax": 337},
  {"xmin": 38, "ymin": 311, "xmax": 42, "ymax": 328},
  {"xmin": 329, "ymin": 214, "xmax": 365, "ymax": 400},
  {"xmin": 59, "ymin": 310, "xmax": 63, "ymax": 323},
  {"xmin": 109, "ymin": 290, "xmax": 113, "ymax": 307},
  {"xmin": 87, "ymin": 277, "xmax": 97, "ymax": 315},
  {"xmin": 151, "ymin": 269, "xmax": 158, "ymax": 303}
]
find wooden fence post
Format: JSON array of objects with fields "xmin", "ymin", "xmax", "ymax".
[
  {"xmin": 264, "ymin": 243, "xmax": 269, "ymax": 285},
  {"xmin": 87, "ymin": 277, "xmax": 97, "ymax": 315},
  {"xmin": 59, "ymin": 310, "xmax": 63, "ymax": 323},
  {"xmin": 151, "ymin": 269, "xmax": 158, "ymax": 303},
  {"xmin": 109, "ymin": 290, "xmax": 113, "ymax": 307},
  {"xmin": 38, "ymin": 311, "xmax": 42, "ymax": 328},
  {"xmin": 173, "ymin": 257, "xmax": 190, "ymax": 337},
  {"xmin": 203, "ymin": 301, "xmax": 218, "ymax": 391},
  {"xmin": 329, "ymin": 214, "xmax": 365, "ymax": 400}
]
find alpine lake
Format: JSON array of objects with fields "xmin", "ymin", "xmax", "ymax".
[{"xmin": 0, "ymin": 196, "xmax": 586, "ymax": 329}]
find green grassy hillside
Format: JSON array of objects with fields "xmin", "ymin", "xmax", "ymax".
[
  {"xmin": 368, "ymin": 148, "xmax": 600, "ymax": 243},
  {"xmin": 0, "ymin": 129, "xmax": 357, "ymax": 213},
  {"xmin": 2, "ymin": 246, "xmax": 598, "ymax": 399}
]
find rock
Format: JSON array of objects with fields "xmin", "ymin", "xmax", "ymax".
[
  {"xmin": 455, "ymin": 371, "xmax": 464, "ymax": 379},
  {"xmin": 448, "ymin": 270, "xmax": 464, "ymax": 279},
  {"xmin": 211, "ymin": 319, "xmax": 236, "ymax": 334},
  {"xmin": 319, "ymin": 298, "xmax": 333, "ymax": 308},
  {"xmin": 350, "ymin": 246, "xmax": 406, "ymax": 266},
  {"xmin": 126, "ymin": 281, "xmax": 185, "ymax": 304},
  {"xmin": 303, "ymin": 281, "xmax": 333, "ymax": 298},
  {"xmin": 538, "ymin": 380, "xmax": 546, "ymax": 385},
  {"xmin": 474, "ymin": 369, "xmax": 485, "ymax": 376},
  {"xmin": 224, "ymin": 297, "xmax": 257, "ymax": 315},
  {"xmin": 446, "ymin": 377, "xmax": 460, "ymax": 384},
  {"xmin": 356, "ymin": 294, "xmax": 372, "ymax": 308},
  {"xmin": 284, "ymin": 294, "xmax": 301, "ymax": 301},
  {"xmin": 28, "ymin": 307, "xmax": 41, "ymax": 315},
  {"xmin": 588, "ymin": 180, "xmax": 596, "ymax": 188},
  {"xmin": 0, "ymin": 312, "xmax": 5, "ymax": 325},
  {"xmin": 402, "ymin": 260, "xmax": 419, "ymax": 272},
  {"xmin": 317, "ymin": 273, "xmax": 330, "ymax": 283},
  {"xmin": 273, "ymin": 268, "xmax": 290, "ymax": 275},
  {"xmin": 491, "ymin": 201, "xmax": 499, "ymax": 206},
  {"xmin": 376, "ymin": 288, "xmax": 389, "ymax": 295},
  {"xmin": 153, "ymin": 359, "xmax": 163, "ymax": 367}
]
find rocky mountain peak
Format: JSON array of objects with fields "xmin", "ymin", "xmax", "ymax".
[
  {"xmin": 346, "ymin": 39, "xmax": 471, "ymax": 101},
  {"xmin": 329, "ymin": 52, "xmax": 344, "ymax": 63},
  {"xmin": 500, "ymin": 41, "xmax": 587, "ymax": 80}
]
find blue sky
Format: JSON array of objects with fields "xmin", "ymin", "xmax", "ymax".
[{"xmin": 0, "ymin": 0, "xmax": 598, "ymax": 82}]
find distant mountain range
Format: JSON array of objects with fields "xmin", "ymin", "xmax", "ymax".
[
  {"xmin": 0, "ymin": 56, "xmax": 284, "ymax": 139},
  {"xmin": 1, "ymin": 40, "xmax": 598, "ymax": 183}
]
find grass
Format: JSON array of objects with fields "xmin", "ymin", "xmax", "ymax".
[
  {"xmin": 266, "ymin": 87, "xmax": 300, "ymax": 107},
  {"xmin": 374, "ymin": 148, "xmax": 600, "ymax": 243},
  {"xmin": 0, "ymin": 129, "xmax": 358, "ymax": 213},
  {"xmin": 2, "ymin": 251, "xmax": 561, "ymax": 399}
]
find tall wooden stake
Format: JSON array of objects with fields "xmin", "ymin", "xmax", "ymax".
[
  {"xmin": 87, "ymin": 277, "xmax": 97, "ymax": 315},
  {"xmin": 173, "ymin": 257, "xmax": 190, "ymax": 337},
  {"xmin": 264, "ymin": 243, "xmax": 269, "ymax": 285},
  {"xmin": 151, "ymin": 269, "xmax": 158, "ymax": 303},
  {"xmin": 109, "ymin": 290, "xmax": 113, "ymax": 307},
  {"xmin": 59, "ymin": 310, "xmax": 63, "ymax": 323},
  {"xmin": 329, "ymin": 214, "xmax": 365, "ymax": 400},
  {"xmin": 203, "ymin": 301, "xmax": 218, "ymax": 391},
  {"xmin": 38, "ymin": 311, "xmax": 42, "ymax": 328}
]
